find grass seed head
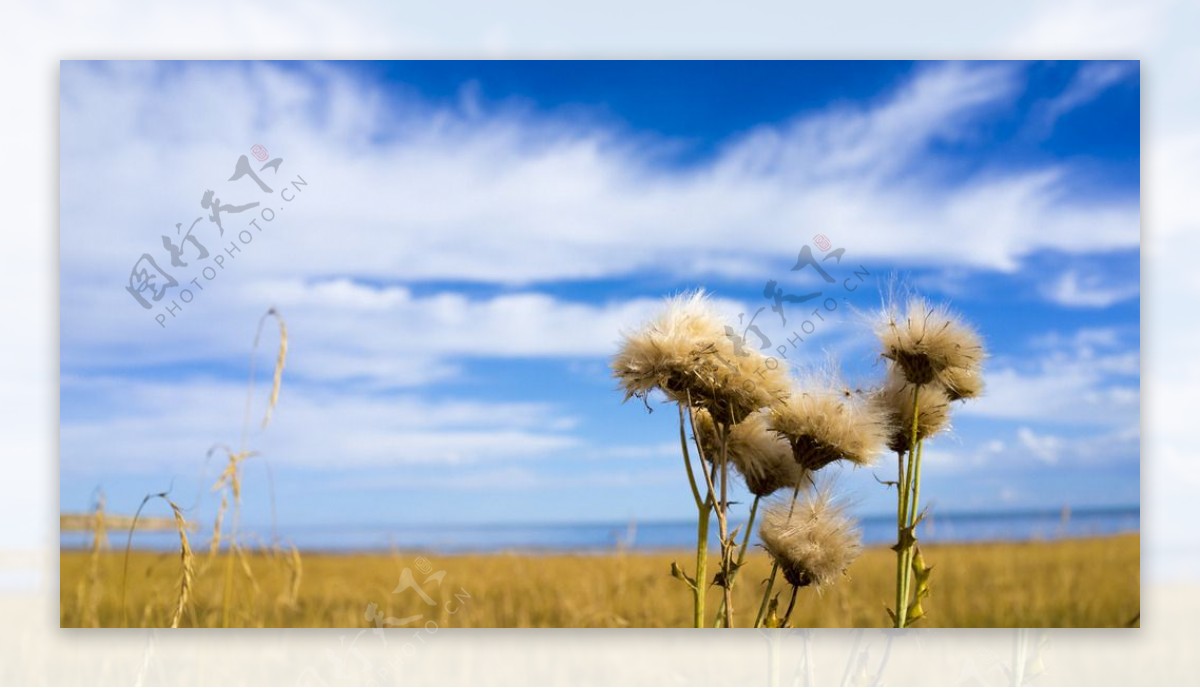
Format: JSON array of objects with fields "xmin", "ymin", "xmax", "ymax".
[{"xmin": 168, "ymin": 500, "xmax": 195, "ymax": 629}]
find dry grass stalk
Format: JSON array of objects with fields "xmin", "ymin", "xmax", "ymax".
[
  {"xmin": 168, "ymin": 501, "xmax": 195, "ymax": 628},
  {"xmin": 257, "ymin": 308, "xmax": 288, "ymax": 429},
  {"xmin": 119, "ymin": 491, "xmax": 195, "ymax": 628}
]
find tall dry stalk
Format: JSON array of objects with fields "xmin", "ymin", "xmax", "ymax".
[
  {"xmin": 168, "ymin": 502, "xmax": 195, "ymax": 628},
  {"xmin": 120, "ymin": 492, "xmax": 194, "ymax": 628},
  {"xmin": 214, "ymin": 307, "xmax": 288, "ymax": 626}
]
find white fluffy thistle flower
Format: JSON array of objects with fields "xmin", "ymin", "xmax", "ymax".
[
  {"xmin": 758, "ymin": 490, "xmax": 862, "ymax": 589},
  {"xmin": 612, "ymin": 290, "xmax": 790, "ymax": 424}
]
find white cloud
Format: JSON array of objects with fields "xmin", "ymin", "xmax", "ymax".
[
  {"xmin": 1017, "ymin": 427, "xmax": 1063, "ymax": 464},
  {"xmin": 61, "ymin": 277, "xmax": 756, "ymax": 387},
  {"xmin": 59, "ymin": 60, "xmax": 1139, "ymax": 302},
  {"xmin": 923, "ymin": 424, "xmax": 1136, "ymax": 475},
  {"xmin": 962, "ymin": 327, "xmax": 1138, "ymax": 425},
  {"xmin": 1043, "ymin": 269, "xmax": 1139, "ymax": 308},
  {"xmin": 1040, "ymin": 61, "xmax": 1137, "ymax": 131},
  {"xmin": 57, "ymin": 60, "xmax": 1141, "ymax": 400},
  {"xmin": 60, "ymin": 376, "xmax": 585, "ymax": 473}
]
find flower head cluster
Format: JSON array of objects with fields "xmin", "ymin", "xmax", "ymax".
[
  {"xmin": 758, "ymin": 490, "xmax": 862, "ymax": 589},
  {"xmin": 872, "ymin": 372, "xmax": 952, "ymax": 453},
  {"xmin": 694, "ymin": 409, "xmax": 808, "ymax": 497},
  {"xmin": 612, "ymin": 290, "xmax": 790, "ymax": 425},
  {"xmin": 768, "ymin": 384, "xmax": 888, "ymax": 471},
  {"xmin": 876, "ymin": 297, "xmax": 985, "ymax": 391},
  {"xmin": 612, "ymin": 287, "xmax": 989, "ymax": 615}
]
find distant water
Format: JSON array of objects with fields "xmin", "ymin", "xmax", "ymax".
[{"xmin": 62, "ymin": 506, "xmax": 1138, "ymax": 554}]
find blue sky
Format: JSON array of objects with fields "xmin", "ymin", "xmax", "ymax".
[{"xmin": 59, "ymin": 60, "xmax": 1139, "ymax": 537}]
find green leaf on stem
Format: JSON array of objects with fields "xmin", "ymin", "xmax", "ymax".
[{"xmin": 670, "ymin": 560, "xmax": 697, "ymax": 590}]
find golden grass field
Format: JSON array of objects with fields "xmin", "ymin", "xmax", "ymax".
[{"xmin": 60, "ymin": 533, "xmax": 1138, "ymax": 628}]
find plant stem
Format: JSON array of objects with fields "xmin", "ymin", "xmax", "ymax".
[
  {"xmin": 714, "ymin": 493, "xmax": 761, "ymax": 626},
  {"xmin": 900, "ymin": 438, "xmax": 926, "ymax": 615},
  {"xmin": 718, "ymin": 423, "xmax": 734, "ymax": 627},
  {"xmin": 683, "ymin": 396, "xmax": 721, "ymax": 629},
  {"xmin": 736, "ymin": 495, "xmax": 760, "ymax": 568},
  {"xmin": 780, "ymin": 584, "xmax": 800, "ymax": 628},
  {"xmin": 678, "ymin": 404, "xmax": 704, "ymax": 510},
  {"xmin": 754, "ymin": 484, "xmax": 801, "ymax": 628},
  {"xmin": 896, "ymin": 384, "xmax": 921, "ymax": 628},
  {"xmin": 908, "ymin": 439, "xmax": 925, "ymax": 534},
  {"xmin": 754, "ymin": 562, "xmax": 779, "ymax": 629},
  {"xmin": 695, "ymin": 499, "xmax": 711, "ymax": 629},
  {"xmin": 678, "ymin": 402, "xmax": 710, "ymax": 627},
  {"xmin": 894, "ymin": 449, "xmax": 907, "ymax": 629}
]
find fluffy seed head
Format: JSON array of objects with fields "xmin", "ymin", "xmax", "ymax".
[
  {"xmin": 758, "ymin": 490, "xmax": 862, "ymax": 588},
  {"xmin": 872, "ymin": 371, "xmax": 952, "ymax": 453},
  {"xmin": 876, "ymin": 297, "xmax": 985, "ymax": 387},
  {"xmin": 941, "ymin": 363, "xmax": 985, "ymax": 401},
  {"xmin": 612, "ymin": 290, "xmax": 789, "ymax": 424},
  {"xmin": 694, "ymin": 409, "xmax": 809, "ymax": 497},
  {"xmin": 768, "ymin": 384, "xmax": 887, "ymax": 471}
]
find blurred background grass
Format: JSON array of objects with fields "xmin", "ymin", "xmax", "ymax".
[{"xmin": 61, "ymin": 534, "xmax": 1138, "ymax": 628}]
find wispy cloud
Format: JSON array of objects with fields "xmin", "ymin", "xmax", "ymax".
[
  {"xmin": 963, "ymin": 326, "xmax": 1138, "ymax": 425},
  {"xmin": 61, "ymin": 377, "xmax": 584, "ymax": 473},
  {"xmin": 1017, "ymin": 426, "xmax": 1063, "ymax": 465},
  {"xmin": 1039, "ymin": 61, "xmax": 1137, "ymax": 132},
  {"xmin": 60, "ymin": 60, "xmax": 1138, "ymax": 298},
  {"xmin": 1043, "ymin": 268, "xmax": 1139, "ymax": 307}
]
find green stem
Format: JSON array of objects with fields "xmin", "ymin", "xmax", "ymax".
[
  {"xmin": 683, "ymin": 397, "xmax": 719, "ymax": 629},
  {"xmin": 695, "ymin": 501, "xmax": 711, "ymax": 629},
  {"xmin": 894, "ymin": 450, "xmax": 907, "ymax": 629},
  {"xmin": 678, "ymin": 404, "xmax": 703, "ymax": 510},
  {"xmin": 896, "ymin": 384, "xmax": 921, "ymax": 628},
  {"xmin": 736, "ymin": 495, "xmax": 760, "ymax": 569},
  {"xmin": 901, "ymin": 438, "xmax": 926, "ymax": 615},
  {"xmin": 677, "ymin": 399, "xmax": 715, "ymax": 628},
  {"xmin": 909, "ymin": 439, "xmax": 925, "ymax": 533},
  {"xmin": 754, "ymin": 561, "xmax": 779, "ymax": 629}
]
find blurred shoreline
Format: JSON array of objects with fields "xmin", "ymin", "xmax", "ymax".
[{"xmin": 60, "ymin": 505, "xmax": 1138, "ymax": 555}]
